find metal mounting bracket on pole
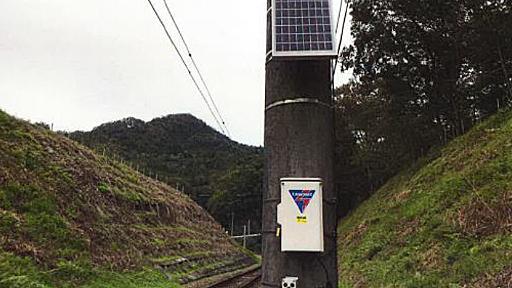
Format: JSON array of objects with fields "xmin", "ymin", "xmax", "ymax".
[{"xmin": 265, "ymin": 98, "xmax": 333, "ymax": 111}]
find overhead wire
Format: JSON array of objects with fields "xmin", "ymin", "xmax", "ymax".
[
  {"xmin": 333, "ymin": 0, "xmax": 350, "ymax": 79},
  {"xmin": 162, "ymin": 0, "xmax": 231, "ymax": 137},
  {"xmin": 331, "ymin": 0, "xmax": 350, "ymax": 100},
  {"xmin": 146, "ymin": 0, "xmax": 228, "ymax": 136},
  {"xmin": 334, "ymin": 0, "xmax": 344, "ymax": 35}
]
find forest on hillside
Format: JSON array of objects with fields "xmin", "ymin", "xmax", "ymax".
[
  {"xmin": 334, "ymin": 0, "xmax": 512, "ymax": 215},
  {"xmin": 69, "ymin": 115, "xmax": 263, "ymax": 237}
]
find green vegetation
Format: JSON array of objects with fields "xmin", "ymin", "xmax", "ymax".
[
  {"xmin": 81, "ymin": 269, "xmax": 180, "ymax": 288},
  {"xmin": 0, "ymin": 252, "xmax": 179, "ymax": 288},
  {"xmin": 338, "ymin": 110, "xmax": 512, "ymax": 287},
  {"xmin": 0, "ymin": 110, "xmax": 254, "ymax": 287},
  {"xmin": 334, "ymin": 1, "xmax": 512, "ymax": 215},
  {"xmin": 68, "ymin": 114, "xmax": 263, "ymax": 237}
]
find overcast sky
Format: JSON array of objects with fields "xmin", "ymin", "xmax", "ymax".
[{"xmin": 0, "ymin": 0, "xmax": 352, "ymax": 146}]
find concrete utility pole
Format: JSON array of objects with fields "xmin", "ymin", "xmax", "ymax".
[{"xmin": 261, "ymin": 1, "xmax": 338, "ymax": 287}]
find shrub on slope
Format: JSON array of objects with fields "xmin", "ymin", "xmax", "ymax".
[{"xmin": 338, "ymin": 110, "xmax": 512, "ymax": 287}]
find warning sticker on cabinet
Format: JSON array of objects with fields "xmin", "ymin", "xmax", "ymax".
[{"xmin": 296, "ymin": 216, "xmax": 308, "ymax": 224}]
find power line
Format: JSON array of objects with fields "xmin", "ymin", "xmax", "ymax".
[
  {"xmin": 162, "ymin": 0, "xmax": 231, "ymax": 137},
  {"xmin": 146, "ymin": 0, "xmax": 227, "ymax": 136},
  {"xmin": 332, "ymin": 0, "xmax": 350, "ymax": 79},
  {"xmin": 334, "ymin": 0, "xmax": 344, "ymax": 34}
]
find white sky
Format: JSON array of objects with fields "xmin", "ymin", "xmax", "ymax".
[{"xmin": 0, "ymin": 0, "xmax": 352, "ymax": 146}]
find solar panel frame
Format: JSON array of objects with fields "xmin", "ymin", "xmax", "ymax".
[{"xmin": 271, "ymin": 0, "xmax": 337, "ymax": 58}]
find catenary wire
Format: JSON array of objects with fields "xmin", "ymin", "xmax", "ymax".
[
  {"xmin": 162, "ymin": 0, "xmax": 231, "ymax": 138},
  {"xmin": 332, "ymin": 0, "xmax": 350, "ymax": 78},
  {"xmin": 146, "ymin": 0, "xmax": 227, "ymax": 135},
  {"xmin": 334, "ymin": 0, "xmax": 344, "ymax": 34}
]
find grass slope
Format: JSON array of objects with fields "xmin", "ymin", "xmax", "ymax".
[
  {"xmin": 338, "ymin": 111, "xmax": 512, "ymax": 287},
  {"xmin": 68, "ymin": 115, "xmax": 264, "ymax": 232},
  {"xmin": 0, "ymin": 110, "xmax": 254, "ymax": 287}
]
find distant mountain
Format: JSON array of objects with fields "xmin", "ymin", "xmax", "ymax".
[
  {"xmin": 69, "ymin": 114, "xmax": 263, "ymax": 234},
  {"xmin": 0, "ymin": 110, "xmax": 255, "ymax": 287}
]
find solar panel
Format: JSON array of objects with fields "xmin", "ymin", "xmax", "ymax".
[{"xmin": 272, "ymin": 0, "xmax": 336, "ymax": 58}]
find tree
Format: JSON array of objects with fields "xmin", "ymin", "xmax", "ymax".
[
  {"xmin": 335, "ymin": 0, "xmax": 512, "ymax": 207},
  {"xmin": 207, "ymin": 156, "xmax": 263, "ymax": 234}
]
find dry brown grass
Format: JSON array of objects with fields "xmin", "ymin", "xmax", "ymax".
[
  {"xmin": 393, "ymin": 189, "xmax": 411, "ymax": 202},
  {"xmin": 396, "ymin": 218, "xmax": 419, "ymax": 240},
  {"xmin": 466, "ymin": 267, "xmax": 512, "ymax": 288},
  {"xmin": 343, "ymin": 222, "xmax": 369, "ymax": 246},
  {"xmin": 419, "ymin": 244, "xmax": 443, "ymax": 270},
  {"xmin": 455, "ymin": 192, "xmax": 512, "ymax": 237}
]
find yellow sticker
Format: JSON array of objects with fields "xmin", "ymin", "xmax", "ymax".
[{"xmin": 296, "ymin": 216, "xmax": 307, "ymax": 224}]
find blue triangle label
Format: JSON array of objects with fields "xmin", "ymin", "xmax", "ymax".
[{"xmin": 289, "ymin": 190, "xmax": 316, "ymax": 214}]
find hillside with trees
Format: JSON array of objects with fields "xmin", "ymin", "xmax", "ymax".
[
  {"xmin": 334, "ymin": 0, "xmax": 512, "ymax": 286},
  {"xmin": 338, "ymin": 109, "xmax": 512, "ymax": 287},
  {"xmin": 0, "ymin": 110, "xmax": 255, "ymax": 287},
  {"xmin": 334, "ymin": 0, "xmax": 512, "ymax": 213},
  {"xmin": 68, "ymin": 114, "xmax": 263, "ymax": 235}
]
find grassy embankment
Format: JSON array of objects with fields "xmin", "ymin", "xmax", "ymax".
[
  {"xmin": 338, "ymin": 110, "xmax": 512, "ymax": 287},
  {"xmin": 0, "ymin": 110, "xmax": 254, "ymax": 288}
]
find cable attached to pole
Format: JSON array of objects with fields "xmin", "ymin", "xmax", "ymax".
[{"xmin": 146, "ymin": 0, "xmax": 227, "ymax": 136}]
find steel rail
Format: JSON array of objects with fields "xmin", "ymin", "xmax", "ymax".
[{"xmin": 206, "ymin": 266, "xmax": 261, "ymax": 288}]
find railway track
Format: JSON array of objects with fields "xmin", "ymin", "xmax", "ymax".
[{"xmin": 206, "ymin": 266, "xmax": 261, "ymax": 288}]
